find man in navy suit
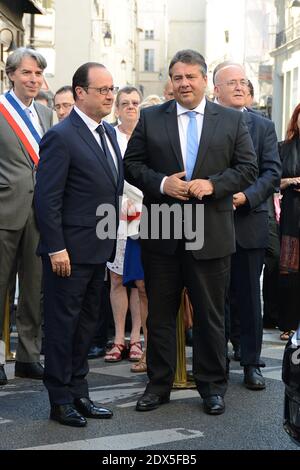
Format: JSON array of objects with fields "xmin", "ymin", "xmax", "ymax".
[
  {"xmin": 214, "ymin": 63, "xmax": 282, "ymax": 389},
  {"xmin": 34, "ymin": 62, "xmax": 123, "ymax": 427}
]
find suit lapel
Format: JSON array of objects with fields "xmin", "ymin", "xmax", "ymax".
[
  {"xmin": 34, "ymin": 103, "xmax": 46, "ymax": 134},
  {"xmin": 192, "ymin": 100, "xmax": 221, "ymax": 176},
  {"xmin": 70, "ymin": 110, "xmax": 117, "ymax": 187},
  {"xmin": 103, "ymin": 121, "xmax": 123, "ymax": 183},
  {"xmin": 243, "ymin": 109, "xmax": 254, "ymax": 136},
  {"xmin": 165, "ymin": 101, "xmax": 184, "ymax": 171}
]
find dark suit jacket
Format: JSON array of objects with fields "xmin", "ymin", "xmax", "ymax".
[
  {"xmin": 124, "ymin": 99, "xmax": 258, "ymax": 260},
  {"xmin": 0, "ymin": 101, "xmax": 52, "ymax": 230},
  {"xmin": 34, "ymin": 108, "xmax": 124, "ymax": 264},
  {"xmin": 233, "ymin": 110, "xmax": 282, "ymax": 249}
]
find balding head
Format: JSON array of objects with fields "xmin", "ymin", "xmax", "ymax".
[{"xmin": 214, "ymin": 64, "xmax": 249, "ymax": 110}]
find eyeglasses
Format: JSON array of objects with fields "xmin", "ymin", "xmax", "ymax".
[
  {"xmin": 216, "ymin": 79, "xmax": 249, "ymax": 88},
  {"xmin": 84, "ymin": 86, "xmax": 119, "ymax": 95}
]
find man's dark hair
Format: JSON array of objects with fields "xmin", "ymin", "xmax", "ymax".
[
  {"xmin": 115, "ymin": 86, "xmax": 142, "ymax": 107},
  {"xmin": 169, "ymin": 49, "xmax": 207, "ymax": 77},
  {"xmin": 54, "ymin": 85, "xmax": 73, "ymax": 100},
  {"xmin": 72, "ymin": 62, "xmax": 105, "ymax": 100},
  {"xmin": 247, "ymin": 79, "xmax": 254, "ymax": 98}
]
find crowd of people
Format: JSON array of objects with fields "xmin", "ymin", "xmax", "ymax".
[{"xmin": 0, "ymin": 46, "xmax": 299, "ymax": 428}]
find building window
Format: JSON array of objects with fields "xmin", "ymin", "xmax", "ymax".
[
  {"xmin": 144, "ymin": 49, "xmax": 154, "ymax": 72},
  {"xmin": 145, "ymin": 30, "xmax": 154, "ymax": 40}
]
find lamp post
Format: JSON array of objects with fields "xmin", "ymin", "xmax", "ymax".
[{"xmin": 0, "ymin": 28, "xmax": 17, "ymax": 53}]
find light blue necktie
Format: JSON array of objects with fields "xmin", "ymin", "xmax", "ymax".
[{"xmin": 186, "ymin": 111, "xmax": 198, "ymax": 181}]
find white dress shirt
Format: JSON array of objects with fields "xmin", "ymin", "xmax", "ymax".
[
  {"xmin": 74, "ymin": 106, "xmax": 118, "ymax": 169},
  {"xmin": 160, "ymin": 96, "xmax": 206, "ymax": 193}
]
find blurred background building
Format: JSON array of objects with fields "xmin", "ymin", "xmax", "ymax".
[{"xmin": 2, "ymin": 0, "xmax": 300, "ymax": 135}]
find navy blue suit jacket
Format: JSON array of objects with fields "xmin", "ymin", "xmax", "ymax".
[
  {"xmin": 34, "ymin": 109, "xmax": 124, "ymax": 264},
  {"xmin": 234, "ymin": 110, "xmax": 282, "ymax": 249}
]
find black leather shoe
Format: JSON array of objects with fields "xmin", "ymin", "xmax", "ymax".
[
  {"xmin": 88, "ymin": 346, "xmax": 106, "ymax": 359},
  {"xmin": 50, "ymin": 404, "xmax": 87, "ymax": 427},
  {"xmin": 244, "ymin": 366, "xmax": 266, "ymax": 390},
  {"xmin": 233, "ymin": 345, "xmax": 241, "ymax": 361},
  {"xmin": 74, "ymin": 397, "xmax": 113, "ymax": 419},
  {"xmin": 136, "ymin": 392, "xmax": 170, "ymax": 411},
  {"xmin": 0, "ymin": 365, "xmax": 8, "ymax": 385},
  {"xmin": 15, "ymin": 361, "xmax": 44, "ymax": 379},
  {"xmin": 203, "ymin": 395, "xmax": 225, "ymax": 415}
]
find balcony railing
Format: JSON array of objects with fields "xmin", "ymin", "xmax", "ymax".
[{"xmin": 275, "ymin": 20, "xmax": 300, "ymax": 48}]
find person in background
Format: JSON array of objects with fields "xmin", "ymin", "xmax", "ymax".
[
  {"xmin": 123, "ymin": 95, "xmax": 163, "ymax": 373},
  {"xmin": 0, "ymin": 47, "xmax": 52, "ymax": 386},
  {"xmin": 214, "ymin": 62, "xmax": 281, "ymax": 389},
  {"xmin": 163, "ymin": 78, "xmax": 174, "ymax": 101},
  {"xmin": 278, "ymin": 103, "xmax": 300, "ymax": 340},
  {"xmin": 53, "ymin": 85, "xmax": 75, "ymax": 122},
  {"xmin": 35, "ymin": 90, "xmax": 51, "ymax": 108},
  {"xmin": 105, "ymin": 86, "xmax": 144, "ymax": 364}
]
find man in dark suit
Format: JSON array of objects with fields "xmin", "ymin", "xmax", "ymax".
[
  {"xmin": 34, "ymin": 62, "xmax": 123, "ymax": 427},
  {"xmin": 0, "ymin": 48, "xmax": 52, "ymax": 386},
  {"xmin": 214, "ymin": 63, "xmax": 282, "ymax": 389},
  {"xmin": 124, "ymin": 49, "xmax": 258, "ymax": 415}
]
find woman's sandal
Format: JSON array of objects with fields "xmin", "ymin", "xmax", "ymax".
[
  {"xmin": 104, "ymin": 343, "xmax": 127, "ymax": 362},
  {"xmin": 128, "ymin": 341, "xmax": 143, "ymax": 362},
  {"xmin": 130, "ymin": 351, "xmax": 147, "ymax": 373},
  {"xmin": 280, "ymin": 331, "xmax": 295, "ymax": 341}
]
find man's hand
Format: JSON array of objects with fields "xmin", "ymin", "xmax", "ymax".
[
  {"xmin": 233, "ymin": 192, "xmax": 247, "ymax": 208},
  {"xmin": 163, "ymin": 171, "xmax": 190, "ymax": 200},
  {"xmin": 50, "ymin": 250, "xmax": 71, "ymax": 277},
  {"xmin": 187, "ymin": 179, "xmax": 214, "ymax": 200}
]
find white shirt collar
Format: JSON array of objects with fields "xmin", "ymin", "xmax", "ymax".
[
  {"xmin": 74, "ymin": 105, "xmax": 102, "ymax": 130},
  {"xmin": 176, "ymin": 96, "xmax": 206, "ymax": 116},
  {"xmin": 10, "ymin": 89, "xmax": 36, "ymax": 113}
]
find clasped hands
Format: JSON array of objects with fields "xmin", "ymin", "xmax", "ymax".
[{"xmin": 163, "ymin": 171, "xmax": 214, "ymax": 201}]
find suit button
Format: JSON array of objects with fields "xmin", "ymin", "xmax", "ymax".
[{"xmin": 29, "ymin": 189, "xmax": 33, "ymax": 193}]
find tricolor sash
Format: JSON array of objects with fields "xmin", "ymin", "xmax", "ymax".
[{"xmin": 0, "ymin": 92, "xmax": 41, "ymax": 166}]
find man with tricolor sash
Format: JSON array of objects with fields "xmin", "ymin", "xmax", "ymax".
[{"xmin": 0, "ymin": 47, "xmax": 53, "ymax": 385}]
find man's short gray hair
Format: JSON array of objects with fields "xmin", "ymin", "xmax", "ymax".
[
  {"xmin": 5, "ymin": 47, "xmax": 47, "ymax": 87},
  {"xmin": 169, "ymin": 49, "xmax": 207, "ymax": 78}
]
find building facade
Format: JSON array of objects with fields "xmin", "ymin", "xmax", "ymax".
[
  {"xmin": 0, "ymin": 0, "xmax": 44, "ymax": 93},
  {"xmin": 270, "ymin": 0, "xmax": 300, "ymax": 139}
]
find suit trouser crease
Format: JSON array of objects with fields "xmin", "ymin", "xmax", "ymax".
[
  {"xmin": 142, "ymin": 247, "xmax": 229, "ymax": 398},
  {"xmin": 230, "ymin": 244, "xmax": 265, "ymax": 366},
  {"xmin": 42, "ymin": 257, "xmax": 105, "ymax": 405},
  {"xmin": 0, "ymin": 207, "xmax": 42, "ymax": 362}
]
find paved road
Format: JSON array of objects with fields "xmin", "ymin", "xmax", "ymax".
[{"xmin": 0, "ymin": 329, "xmax": 298, "ymax": 451}]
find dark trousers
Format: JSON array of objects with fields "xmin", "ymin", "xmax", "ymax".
[
  {"xmin": 262, "ymin": 218, "xmax": 280, "ymax": 327},
  {"xmin": 42, "ymin": 256, "xmax": 105, "ymax": 405},
  {"xmin": 90, "ymin": 279, "xmax": 112, "ymax": 348},
  {"xmin": 142, "ymin": 246, "xmax": 230, "ymax": 398},
  {"xmin": 230, "ymin": 244, "xmax": 265, "ymax": 366}
]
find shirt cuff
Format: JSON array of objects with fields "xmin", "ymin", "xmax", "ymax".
[
  {"xmin": 49, "ymin": 249, "xmax": 67, "ymax": 256},
  {"xmin": 160, "ymin": 176, "xmax": 168, "ymax": 194}
]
